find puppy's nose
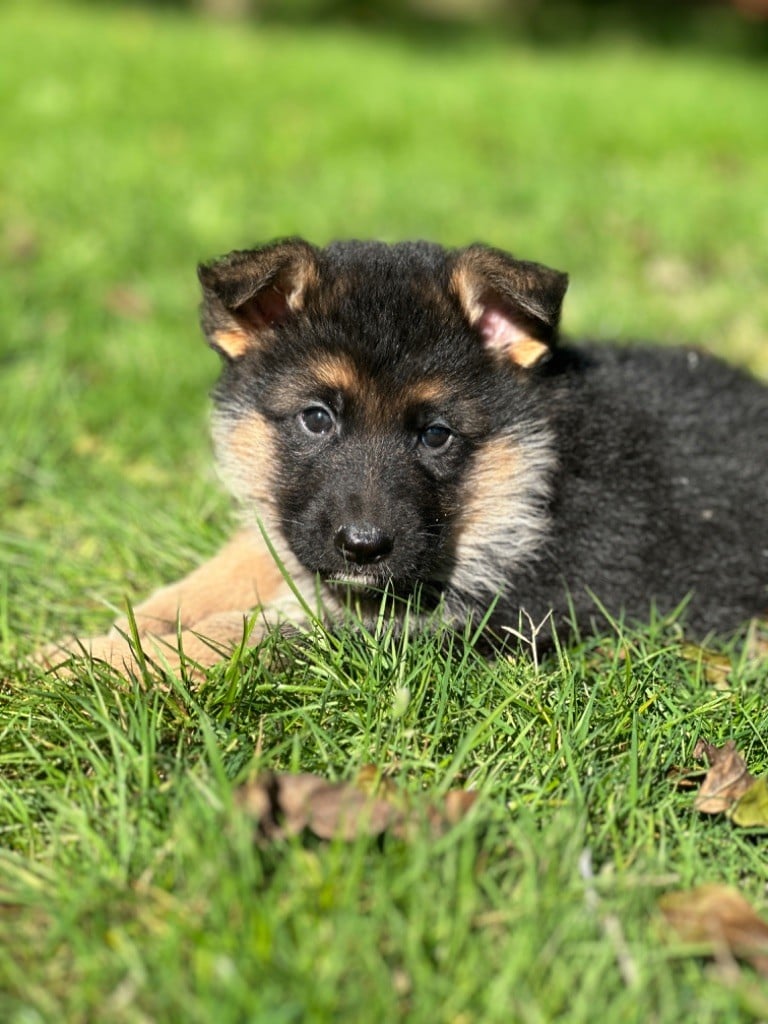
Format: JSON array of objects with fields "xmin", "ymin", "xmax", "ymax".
[{"xmin": 334, "ymin": 524, "xmax": 393, "ymax": 564}]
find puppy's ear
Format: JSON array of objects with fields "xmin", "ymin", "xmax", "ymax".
[
  {"xmin": 450, "ymin": 245, "xmax": 568, "ymax": 369},
  {"xmin": 198, "ymin": 238, "xmax": 319, "ymax": 359}
]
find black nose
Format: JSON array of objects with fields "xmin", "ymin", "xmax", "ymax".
[{"xmin": 334, "ymin": 524, "xmax": 394, "ymax": 564}]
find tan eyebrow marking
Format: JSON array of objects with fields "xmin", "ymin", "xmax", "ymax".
[
  {"xmin": 398, "ymin": 379, "xmax": 449, "ymax": 408},
  {"xmin": 288, "ymin": 356, "xmax": 452, "ymax": 429},
  {"xmin": 307, "ymin": 353, "xmax": 361, "ymax": 394}
]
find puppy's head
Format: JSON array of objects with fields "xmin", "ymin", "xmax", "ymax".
[{"xmin": 199, "ymin": 238, "xmax": 567, "ymax": 602}]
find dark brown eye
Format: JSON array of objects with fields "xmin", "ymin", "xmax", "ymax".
[
  {"xmin": 419, "ymin": 423, "xmax": 453, "ymax": 451},
  {"xmin": 299, "ymin": 406, "xmax": 335, "ymax": 436}
]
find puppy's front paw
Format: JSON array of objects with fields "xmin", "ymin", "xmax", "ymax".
[
  {"xmin": 108, "ymin": 584, "xmax": 187, "ymax": 640},
  {"xmin": 36, "ymin": 610, "xmax": 258, "ymax": 683},
  {"xmin": 35, "ymin": 632, "xmax": 148, "ymax": 679}
]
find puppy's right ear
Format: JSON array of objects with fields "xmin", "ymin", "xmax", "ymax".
[{"xmin": 198, "ymin": 238, "xmax": 319, "ymax": 359}]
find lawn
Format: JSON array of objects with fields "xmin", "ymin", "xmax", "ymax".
[{"xmin": 1, "ymin": 1, "xmax": 768, "ymax": 1020}]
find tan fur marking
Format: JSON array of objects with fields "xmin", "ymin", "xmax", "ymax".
[
  {"xmin": 112, "ymin": 528, "xmax": 291, "ymax": 636},
  {"xmin": 213, "ymin": 411, "xmax": 277, "ymax": 511},
  {"xmin": 285, "ymin": 255, "xmax": 319, "ymax": 309},
  {"xmin": 399, "ymin": 379, "xmax": 449, "ymax": 407},
  {"xmin": 507, "ymin": 336, "xmax": 550, "ymax": 369},
  {"xmin": 450, "ymin": 264, "xmax": 484, "ymax": 324},
  {"xmin": 308, "ymin": 353, "xmax": 361, "ymax": 394},
  {"xmin": 451, "ymin": 431, "xmax": 555, "ymax": 598},
  {"xmin": 305, "ymin": 354, "xmax": 399, "ymax": 431},
  {"xmin": 213, "ymin": 328, "xmax": 251, "ymax": 360},
  {"xmin": 40, "ymin": 529, "xmax": 323, "ymax": 681},
  {"xmin": 305, "ymin": 362, "xmax": 450, "ymax": 428}
]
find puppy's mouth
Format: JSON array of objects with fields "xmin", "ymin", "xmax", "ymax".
[{"xmin": 326, "ymin": 570, "xmax": 386, "ymax": 592}]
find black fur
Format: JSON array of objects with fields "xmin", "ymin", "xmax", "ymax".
[
  {"xmin": 202, "ymin": 239, "xmax": 768, "ymax": 644},
  {"xmin": 490, "ymin": 342, "xmax": 768, "ymax": 637}
]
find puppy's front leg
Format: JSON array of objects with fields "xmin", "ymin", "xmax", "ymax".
[
  {"xmin": 40, "ymin": 527, "xmax": 312, "ymax": 678},
  {"xmin": 109, "ymin": 527, "xmax": 290, "ymax": 638},
  {"xmin": 53, "ymin": 610, "xmax": 259, "ymax": 680}
]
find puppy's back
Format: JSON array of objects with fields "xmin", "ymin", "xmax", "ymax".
[{"xmin": 501, "ymin": 343, "xmax": 768, "ymax": 637}]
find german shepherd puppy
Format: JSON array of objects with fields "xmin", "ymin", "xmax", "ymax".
[{"xmin": 44, "ymin": 239, "xmax": 768, "ymax": 676}]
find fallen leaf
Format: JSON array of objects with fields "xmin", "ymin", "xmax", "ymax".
[
  {"xmin": 680, "ymin": 643, "xmax": 732, "ymax": 688},
  {"xmin": 693, "ymin": 740, "xmax": 755, "ymax": 814},
  {"xmin": 236, "ymin": 772, "xmax": 396, "ymax": 841},
  {"xmin": 236, "ymin": 771, "xmax": 477, "ymax": 843},
  {"xmin": 731, "ymin": 778, "xmax": 768, "ymax": 830},
  {"xmin": 659, "ymin": 884, "xmax": 768, "ymax": 976},
  {"xmin": 667, "ymin": 764, "xmax": 707, "ymax": 790}
]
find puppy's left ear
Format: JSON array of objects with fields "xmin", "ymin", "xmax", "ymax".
[
  {"xmin": 198, "ymin": 238, "xmax": 319, "ymax": 360},
  {"xmin": 450, "ymin": 245, "xmax": 568, "ymax": 369}
]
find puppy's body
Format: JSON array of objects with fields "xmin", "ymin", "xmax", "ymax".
[
  {"xmin": 498, "ymin": 342, "xmax": 767, "ymax": 638},
  {"xmin": 45, "ymin": 240, "xmax": 768, "ymax": 675}
]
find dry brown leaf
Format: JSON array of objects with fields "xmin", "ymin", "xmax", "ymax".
[
  {"xmin": 693, "ymin": 740, "xmax": 756, "ymax": 814},
  {"xmin": 666, "ymin": 764, "xmax": 707, "ymax": 790},
  {"xmin": 236, "ymin": 772, "xmax": 397, "ymax": 841},
  {"xmin": 680, "ymin": 643, "xmax": 732, "ymax": 688},
  {"xmin": 659, "ymin": 884, "xmax": 768, "ymax": 976},
  {"xmin": 236, "ymin": 771, "xmax": 477, "ymax": 843}
]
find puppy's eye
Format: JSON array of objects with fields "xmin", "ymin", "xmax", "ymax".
[
  {"xmin": 299, "ymin": 406, "xmax": 335, "ymax": 436},
  {"xmin": 419, "ymin": 423, "xmax": 453, "ymax": 451}
]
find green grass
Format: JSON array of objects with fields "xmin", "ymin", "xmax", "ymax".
[{"xmin": 1, "ymin": 2, "xmax": 768, "ymax": 1020}]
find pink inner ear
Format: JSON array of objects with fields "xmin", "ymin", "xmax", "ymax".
[
  {"xmin": 476, "ymin": 305, "xmax": 550, "ymax": 368},
  {"xmin": 477, "ymin": 306, "xmax": 529, "ymax": 353}
]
